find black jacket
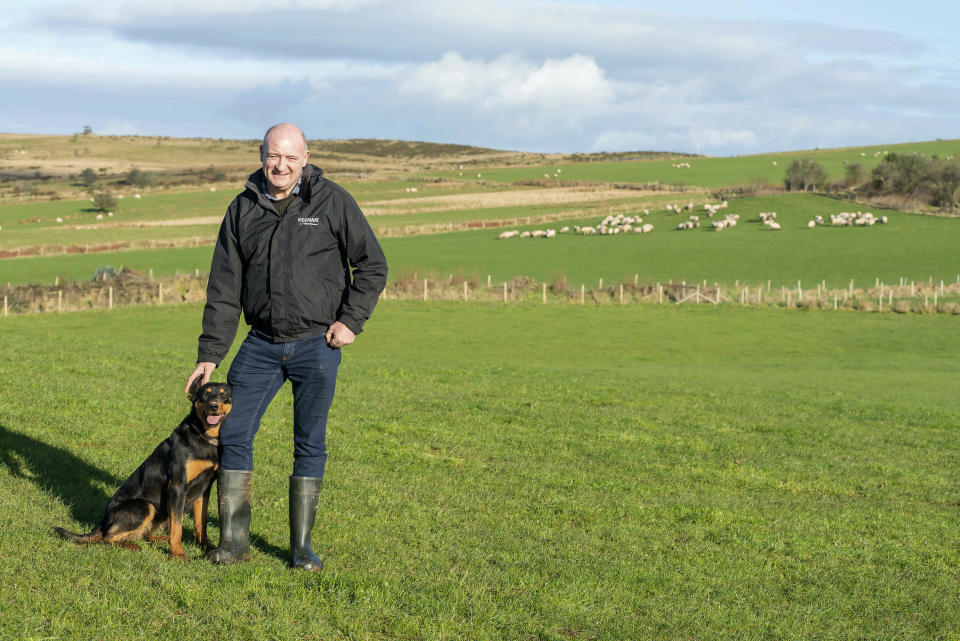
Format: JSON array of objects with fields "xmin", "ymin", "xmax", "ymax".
[{"xmin": 197, "ymin": 164, "xmax": 387, "ymax": 366}]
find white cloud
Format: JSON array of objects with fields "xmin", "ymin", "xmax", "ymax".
[{"xmin": 400, "ymin": 52, "xmax": 614, "ymax": 111}]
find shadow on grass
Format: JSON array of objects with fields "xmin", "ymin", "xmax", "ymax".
[
  {"xmin": 250, "ymin": 533, "xmax": 289, "ymax": 564},
  {"xmin": 0, "ymin": 423, "xmax": 122, "ymax": 527}
]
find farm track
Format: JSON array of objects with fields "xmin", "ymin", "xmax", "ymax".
[{"xmin": 362, "ymin": 186, "xmax": 686, "ymax": 215}]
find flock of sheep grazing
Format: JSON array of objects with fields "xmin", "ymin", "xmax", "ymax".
[
  {"xmin": 823, "ymin": 211, "xmax": 888, "ymax": 227},
  {"xmin": 496, "ymin": 202, "xmax": 892, "ymax": 240},
  {"xmin": 497, "ymin": 212, "xmax": 654, "ymax": 240}
]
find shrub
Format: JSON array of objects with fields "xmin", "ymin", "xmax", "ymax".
[{"xmin": 91, "ymin": 192, "xmax": 116, "ymax": 212}]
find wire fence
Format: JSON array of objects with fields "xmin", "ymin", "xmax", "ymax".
[{"xmin": 4, "ymin": 271, "xmax": 960, "ymax": 317}]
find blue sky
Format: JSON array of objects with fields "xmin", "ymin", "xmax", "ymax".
[{"xmin": 1, "ymin": 0, "xmax": 958, "ymax": 155}]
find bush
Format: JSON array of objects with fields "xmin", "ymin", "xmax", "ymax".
[
  {"xmin": 91, "ymin": 192, "xmax": 116, "ymax": 212},
  {"xmin": 867, "ymin": 153, "xmax": 960, "ymax": 208},
  {"xmin": 126, "ymin": 168, "xmax": 156, "ymax": 188},
  {"xmin": 78, "ymin": 168, "xmax": 98, "ymax": 188}
]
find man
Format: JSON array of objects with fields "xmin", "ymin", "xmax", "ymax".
[{"xmin": 185, "ymin": 123, "xmax": 387, "ymax": 571}]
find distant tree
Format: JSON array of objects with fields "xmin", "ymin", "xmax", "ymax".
[
  {"xmin": 126, "ymin": 167, "xmax": 156, "ymax": 188},
  {"xmin": 92, "ymin": 192, "xmax": 116, "ymax": 212},
  {"xmin": 83, "ymin": 125, "xmax": 92, "ymax": 135},
  {"xmin": 844, "ymin": 163, "xmax": 865, "ymax": 188},
  {"xmin": 79, "ymin": 168, "xmax": 98, "ymax": 188},
  {"xmin": 784, "ymin": 159, "xmax": 826, "ymax": 192}
]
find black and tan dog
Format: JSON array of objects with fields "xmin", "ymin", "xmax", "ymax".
[{"xmin": 55, "ymin": 379, "xmax": 232, "ymax": 559}]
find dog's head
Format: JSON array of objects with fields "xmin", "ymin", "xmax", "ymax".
[{"xmin": 187, "ymin": 379, "xmax": 232, "ymax": 433}]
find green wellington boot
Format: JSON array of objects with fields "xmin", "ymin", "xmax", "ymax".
[
  {"xmin": 207, "ymin": 469, "xmax": 253, "ymax": 564},
  {"xmin": 289, "ymin": 475, "xmax": 324, "ymax": 571}
]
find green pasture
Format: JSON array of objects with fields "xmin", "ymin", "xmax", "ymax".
[
  {"xmin": 3, "ymin": 193, "xmax": 958, "ymax": 289},
  {"xmin": 1, "ymin": 302, "xmax": 959, "ymax": 640},
  {"xmin": 0, "ymin": 181, "xmax": 538, "ymax": 250},
  {"xmin": 438, "ymin": 139, "xmax": 960, "ymax": 189},
  {"xmin": 388, "ymin": 193, "xmax": 960, "ymax": 289}
]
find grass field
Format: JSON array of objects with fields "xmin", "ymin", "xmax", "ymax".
[
  {"xmin": 1, "ymin": 302, "xmax": 959, "ymax": 640},
  {"xmin": 6, "ymin": 192, "xmax": 956, "ymax": 293},
  {"xmin": 2, "ymin": 134, "xmax": 960, "ymax": 639},
  {"xmin": 433, "ymin": 139, "xmax": 960, "ymax": 189}
]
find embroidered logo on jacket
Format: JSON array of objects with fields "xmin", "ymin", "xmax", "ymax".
[{"xmin": 297, "ymin": 217, "xmax": 320, "ymax": 226}]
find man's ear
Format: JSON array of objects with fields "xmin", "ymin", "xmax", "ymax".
[{"xmin": 188, "ymin": 376, "xmax": 203, "ymax": 402}]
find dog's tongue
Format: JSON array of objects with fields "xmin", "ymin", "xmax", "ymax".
[{"xmin": 207, "ymin": 415, "xmax": 221, "ymax": 425}]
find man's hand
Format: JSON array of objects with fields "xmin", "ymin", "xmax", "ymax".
[
  {"xmin": 185, "ymin": 362, "xmax": 217, "ymax": 394},
  {"xmin": 325, "ymin": 321, "xmax": 355, "ymax": 349}
]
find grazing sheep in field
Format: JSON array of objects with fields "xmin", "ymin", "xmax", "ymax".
[
  {"xmin": 765, "ymin": 221, "xmax": 781, "ymax": 230},
  {"xmin": 498, "ymin": 230, "xmax": 519, "ymax": 239},
  {"xmin": 520, "ymin": 231, "xmax": 532, "ymax": 238},
  {"xmin": 560, "ymin": 226, "xmax": 570, "ymax": 234},
  {"xmin": 134, "ymin": 193, "xmax": 141, "ymax": 199},
  {"xmin": 807, "ymin": 220, "xmax": 816, "ymax": 228},
  {"xmin": 581, "ymin": 226, "xmax": 596, "ymax": 235},
  {"xmin": 642, "ymin": 223, "xmax": 654, "ymax": 233},
  {"xmin": 56, "ymin": 217, "xmax": 63, "ymax": 223},
  {"xmin": 545, "ymin": 229, "xmax": 557, "ymax": 238}
]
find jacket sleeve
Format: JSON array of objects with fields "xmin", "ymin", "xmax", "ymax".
[
  {"xmin": 197, "ymin": 204, "xmax": 243, "ymax": 366},
  {"xmin": 336, "ymin": 192, "xmax": 388, "ymax": 335}
]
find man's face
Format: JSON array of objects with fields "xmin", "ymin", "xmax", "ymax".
[{"xmin": 260, "ymin": 130, "xmax": 308, "ymax": 197}]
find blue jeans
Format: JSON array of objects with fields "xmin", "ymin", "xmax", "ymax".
[{"xmin": 223, "ymin": 330, "xmax": 341, "ymax": 478}]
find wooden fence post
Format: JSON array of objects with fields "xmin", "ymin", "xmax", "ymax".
[
  {"xmin": 580, "ymin": 284, "xmax": 585, "ymax": 305},
  {"xmin": 503, "ymin": 282, "xmax": 508, "ymax": 303},
  {"xmin": 543, "ymin": 282, "xmax": 547, "ymax": 304},
  {"xmin": 108, "ymin": 287, "xmax": 113, "ymax": 309},
  {"xmin": 423, "ymin": 279, "xmax": 428, "ymax": 301},
  {"xmin": 464, "ymin": 281, "xmax": 468, "ymax": 301}
]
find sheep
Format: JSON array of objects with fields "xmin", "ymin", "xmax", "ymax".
[
  {"xmin": 520, "ymin": 231, "xmax": 532, "ymax": 238},
  {"xmin": 641, "ymin": 223, "xmax": 654, "ymax": 233},
  {"xmin": 56, "ymin": 217, "xmax": 63, "ymax": 223},
  {"xmin": 498, "ymin": 230, "xmax": 519, "ymax": 240},
  {"xmin": 712, "ymin": 220, "xmax": 728, "ymax": 231},
  {"xmin": 581, "ymin": 226, "xmax": 596, "ymax": 235},
  {"xmin": 807, "ymin": 220, "xmax": 816, "ymax": 228},
  {"xmin": 134, "ymin": 193, "xmax": 141, "ymax": 199},
  {"xmin": 758, "ymin": 212, "xmax": 777, "ymax": 222},
  {"xmin": 559, "ymin": 226, "xmax": 570, "ymax": 234},
  {"xmin": 545, "ymin": 229, "xmax": 557, "ymax": 238},
  {"xmin": 765, "ymin": 221, "xmax": 781, "ymax": 230}
]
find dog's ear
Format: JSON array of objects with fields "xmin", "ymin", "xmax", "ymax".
[{"xmin": 187, "ymin": 376, "xmax": 203, "ymax": 402}]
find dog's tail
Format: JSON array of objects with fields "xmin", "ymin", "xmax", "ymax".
[{"xmin": 54, "ymin": 526, "xmax": 104, "ymax": 544}]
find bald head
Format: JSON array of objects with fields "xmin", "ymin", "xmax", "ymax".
[
  {"xmin": 260, "ymin": 123, "xmax": 309, "ymax": 199},
  {"xmin": 263, "ymin": 123, "xmax": 308, "ymax": 154}
]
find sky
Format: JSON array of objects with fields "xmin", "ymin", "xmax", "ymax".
[{"xmin": 1, "ymin": 0, "xmax": 959, "ymax": 156}]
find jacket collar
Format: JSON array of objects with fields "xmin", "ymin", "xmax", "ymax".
[{"xmin": 246, "ymin": 164, "xmax": 323, "ymax": 205}]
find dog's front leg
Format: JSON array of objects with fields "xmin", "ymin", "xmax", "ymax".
[
  {"xmin": 167, "ymin": 478, "xmax": 188, "ymax": 560},
  {"xmin": 193, "ymin": 485, "xmax": 212, "ymax": 548}
]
